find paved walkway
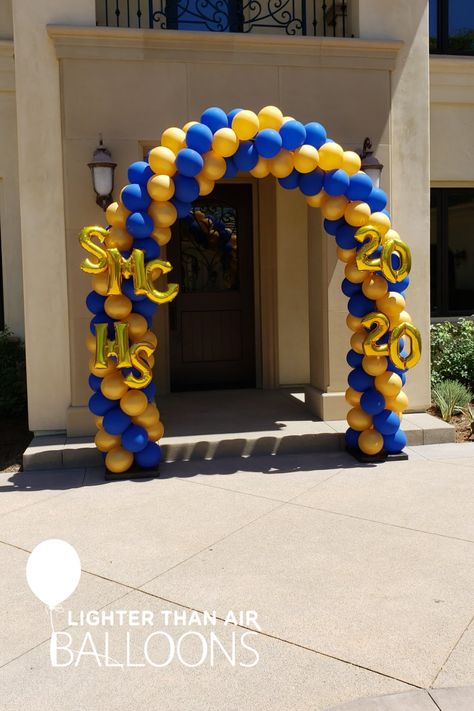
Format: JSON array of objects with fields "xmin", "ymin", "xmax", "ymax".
[{"xmin": 0, "ymin": 443, "xmax": 473, "ymax": 710}]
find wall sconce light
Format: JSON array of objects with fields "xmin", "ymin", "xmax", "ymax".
[
  {"xmin": 359, "ymin": 137, "xmax": 383, "ymax": 188},
  {"xmin": 88, "ymin": 136, "xmax": 117, "ymax": 211}
]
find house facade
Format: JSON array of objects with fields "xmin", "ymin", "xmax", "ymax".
[{"xmin": 0, "ymin": 0, "xmax": 472, "ymax": 437}]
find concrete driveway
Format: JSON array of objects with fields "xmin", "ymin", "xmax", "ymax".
[{"xmin": 0, "ymin": 443, "xmax": 473, "ymax": 710}]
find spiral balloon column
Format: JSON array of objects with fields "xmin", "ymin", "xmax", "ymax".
[{"xmin": 80, "ymin": 105, "xmax": 421, "ymax": 475}]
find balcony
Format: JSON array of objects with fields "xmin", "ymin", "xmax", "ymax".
[{"xmin": 96, "ymin": 0, "xmax": 352, "ymax": 37}]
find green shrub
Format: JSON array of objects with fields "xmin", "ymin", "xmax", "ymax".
[
  {"xmin": 430, "ymin": 319, "xmax": 474, "ymax": 389},
  {"xmin": 432, "ymin": 379, "xmax": 472, "ymax": 422},
  {"xmin": 0, "ymin": 328, "xmax": 27, "ymax": 416}
]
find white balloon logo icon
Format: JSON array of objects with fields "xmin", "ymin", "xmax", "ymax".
[{"xmin": 26, "ymin": 539, "xmax": 81, "ymax": 609}]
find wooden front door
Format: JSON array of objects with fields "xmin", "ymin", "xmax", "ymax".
[{"xmin": 168, "ymin": 183, "xmax": 256, "ymax": 391}]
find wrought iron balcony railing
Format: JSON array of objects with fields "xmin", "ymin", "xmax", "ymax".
[{"xmin": 96, "ymin": 0, "xmax": 350, "ymax": 37}]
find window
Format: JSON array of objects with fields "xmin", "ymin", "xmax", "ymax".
[
  {"xmin": 430, "ymin": 0, "xmax": 474, "ymax": 54},
  {"xmin": 430, "ymin": 188, "xmax": 474, "ymax": 316}
]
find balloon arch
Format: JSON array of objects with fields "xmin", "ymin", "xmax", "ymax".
[{"xmin": 80, "ymin": 106, "xmax": 421, "ymax": 476}]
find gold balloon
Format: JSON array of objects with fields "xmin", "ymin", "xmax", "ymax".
[
  {"xmin": 212, "ymin": 127, "xmax": 239, "ymax": 157},
  {"xmin": 374, "ymin": 371, "xmax": 403, "ymax": 398},
  {"xmin": 101, "ymin": 371, "xmax": 129, "ymax": 400},
  {"xmin": 120, "ymin": 389, "xmax": 148, "ymax": 417},
  {"xmin": 146, "ymin": 420, "xmax": 165, "ymax": 441},
  {"xmin": 232, "ymin": 110, "xmax": 260, "ymax": 140},
  {"xmin": 346, "ymin": 314, "xmax": 364, "ymax": 332},
  {"xmin": 345, "ymin": 260, "xmax": 366, "ymax": 284},
  {"xmin": 105, "ymin": 227, "xmax": 133, "ymax": 252},
  {"xmin": 250, "ymin": 157, "xmax": 270, "ymax": 178},
  {"xmin": 270, "ymin": 149, "xmax": 294, "ymax": 178},
  {"xmin": 369, "ymin": 211, "xmax": 391, "ymax": 235},
  {"xmin": 148, "ymin": 146, "xmax": 176, "ymax": 176},
  {"xmin": 148, "ymin": 174, "xmax": 175, "ymax": 202},
  {"xmin": 321, "ymin": 195, "xmax": 348, "ymax": 221},
  {"xmin": 132, "ymin": 403, "xmax": 160, "ymax": 427},
  {"xmin": 385, "ymin": 391, "xmax": 409, "ymax": 413},
  {"xmin": 345, "ymin": 201, "xmax": 371, "ymax": 228},
  {"xmin": 95, "ymin": 428, "xmax": 122, "ymax": 453},
  {"xmin": 161, "ymin": 126, "xmax": 186, "ymax": 154},
  {"xmin": 201, "ymin": 151, "xmax": 227, "ymax": 180},
  {"xmin": 142, "ymin": 330, "xmax": 158, "ymax": 348},
  {"xmin": 183, "ymin": 120, "xmax": 198, "ymax": 132},
  {"xmin": 337, "ymin": 247, "xmax": 356, "ymax": 263},
  {"xmin": 123, "ymin": 312, "xmax": 148, "ymax": 341},
  {"xmin": 317, "ymin": 142, "xmax": 344, "ymax": 171},
  {"xmin": 257, "ymin": 105, "xmax": 283, "ymax": 131},
  {"xmin": 358, "ymin": 428, "xmax": 384, "ymax": 455},
  {"xmin": 347, "ymin": 407, "xmax": 372, "ymax": 432},
  {"xmin": 105, "ymin": 201, "xmax": 130, "ymax": 228},
  {"xmin": 95, "ymin": 415, "xmax": 104, "ymax": 429},
  {"xmin": 89, "ymin": 357, "xmax": 117, "ymax": 378},
  {"xmin": 196, "ymin": 174, "xmax": 215, "ymax": 196},
  {"xmin": 362, "ymin": 355, "xmax": 388, "ymax": 376},
  {"xmin": 306, "ymin": 191, "xmax": 326, "ymax": 208},
  {"xmin": 350, "ymin": 330, "xmax": 366, "ymax": 354},
  {"xmin": 345, "ymin": 387, "xmax": 362, "ymax": 407},
  {"xmin": 152, "ymin": 226, "xmax": 172, "ymax": 246},
  {"xmin": 105, "ymin": 294, "xmax": 133, "ymax": 320},
  {"xmin": 341, "ymin": 151, "xmax": 361, "ymax": 176},
  {"xmin": 149, "ymin": 200, "xmax": 178, "ymax": 229},
  {"xmin": 389, "ymin": 309, "xmax": 412, "ymax": 330},
  {"xmin": 293, "ymin": 145, "xmax": 319, "ymax": 173},
  {"xmin": 362, "ymin": 274, "xmax": 388, "ymax": 300},
  {"xmin": 105, "ymin": 446, "xmax": 134, "ymax": 474},
  {"xmin": 91, "ymin": 270, "xmax": 109, "ymax": 296},
  {"xmin": 376, "ymin": 291, "xmax": 406, "ymax": 316},
  {"xmin": 86, "ymin": 332, "xmax": 96, "ymax": 353}
]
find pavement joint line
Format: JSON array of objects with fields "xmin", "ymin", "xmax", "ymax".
[
  {"xmin": 430, "ymin": 613, "xmax": 474, "ymax": 688},
  {"xmin": 427, "ymin": 690, "xmax": 443, "ymax": 711}
]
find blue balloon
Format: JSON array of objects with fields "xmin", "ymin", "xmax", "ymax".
[
  {"xmin": 346, "ymin": 172, "xmax": 373, "ymax": 201},
  {"xmin": 122, "ymin": 277, "xmax": 146, "ymax": 302},
  {"xmin": 298, "ymin": 168, "xmax": 324, "ymax": 196},
  {"xmin": 89, "ymin": 392, "xmax": 115, "ymax": 417},
  {"xmin": 128, "ymin": 161, "xmax": 153, "ymax": 185},
  {"xmin": 335, "ymin": 223, "xmax": 358, "ymax": 250},
  {"xmin": 390, "ymin": 276, "xmax": 410, "ymax": 293},
  {"xmin": 135, "ymin": 442, "xmax": 162, "ymax": 468},
  {"xmin": 185, "ymin": 123, "xmax": 213, "ymax": 153},
  {"xmin": 383, "ymin": 430, "xmax": 407, "ymax": 454},
  {"xmin": 126, "ymin": 211, "xmax": 154, "ymax": 239},
  {"xmin": 88, "ymin": 374, "xmax": 101, "ymax": 392},
  {"xmin": 171, "ymin": 197, "xmax": 192, "ymax": 218},
  {"xmin": 90, "ymin": 312, "xmax": 112, "ymax": 336},
  {"xmin": 122, "ymin": 424, "xmax": 148, "ymax": 453},
  {"xmin": 133, "ymin": 298, "xmax": 158, "ymax": 319},
  {"xmin": 345, "ymin": 427, "xmax": 360, "ymax": 449},
  {"xmin": 324, "ymin": 169, "xmax": 350, "ymax": 197},
  {"xmin": 86, "ymin": 291, "xmax": 105, "ymax": 314},
  {"xmin": 121, "ymin": 183, "xmax": 151, "ymax": 212},
  {"xmin": 233, "ymin": 141, "xmax": 258, "ymax": 171},
  {"xmin": 278, "ymin": 170, "xmax": 300, "ymax": 190},
  {"xmin": 324, "ymin": 217, "xmax": 345, "ymax": 236},
  {"xmin": 304, "ymin": 122, "xmax": 327, "ymax": 149},
  {"xmin": 227, "ymin": 108, "xmax": 243, "ymax": 125},
  {"xmin": 348, "ymin": 293, "xmax": 374, "ymax": 317},
  {"xmin": 103, "ymin": 407, "xmax": 132, "ymax": 436},
  {"xmin": 280, "ymin": 120, "xmax": 306, "ymax": 150},
  {"xmin": 341, "ymin": 279, "xmax": 362, "ymax": 298},
  {"xmin": 255, "ymin": 129, "xmax": 282, "ymax": 159},
  {"xmin": 346, "ymin": 349, "xmax": 363, "ymax": 368},
  {"xmin": 200, "ymin": 106, "xmax": 228, "ymax": 133},
  {"xmin": 176, "ymin": 148, "xmax": 203, "ymax": 178},
  {"xmin": 348, "ymin": 368, "xmax": 374, "ymax": 392},
  {"xmin": 143, "ymin": 380, "xmax": 156, "ymax": 402},
  {"xmin": 373, "ymin": 410, "xmax": 401, "ymax": 435},
  {"xmin": 366, "ymin": 187, "xmax": 388, "ymax": 213},
  {"xmin": 224, "ymin": 158, "xmax": 238, "ymax": 179},
  {"xmin": 139, "ymin": 238, "xmax": 161, "ymax": 260},
  {"xmin": 360, "ymin": 388, "xmax": 386, "ymax": 416},
  {"xmin": 174, "ymin": 174, "xmax": 200, "ymax": 202}
]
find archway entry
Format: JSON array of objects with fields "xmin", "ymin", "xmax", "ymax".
[
  {"xmin": 168, "ymin": 183, "xmax": 256, "ymax": 391},
  {"xmin": 80, "ymin": 105, "xmax": 421, "ymax": 477}
]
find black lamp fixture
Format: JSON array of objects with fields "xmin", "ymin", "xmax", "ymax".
[
  {"xmin": 88, "ymin": 135, "xmax": 117, "ymax": 211},
  {"xmin": 359, "ymin": 137, "xmax": 384, "ymax": 188}
]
